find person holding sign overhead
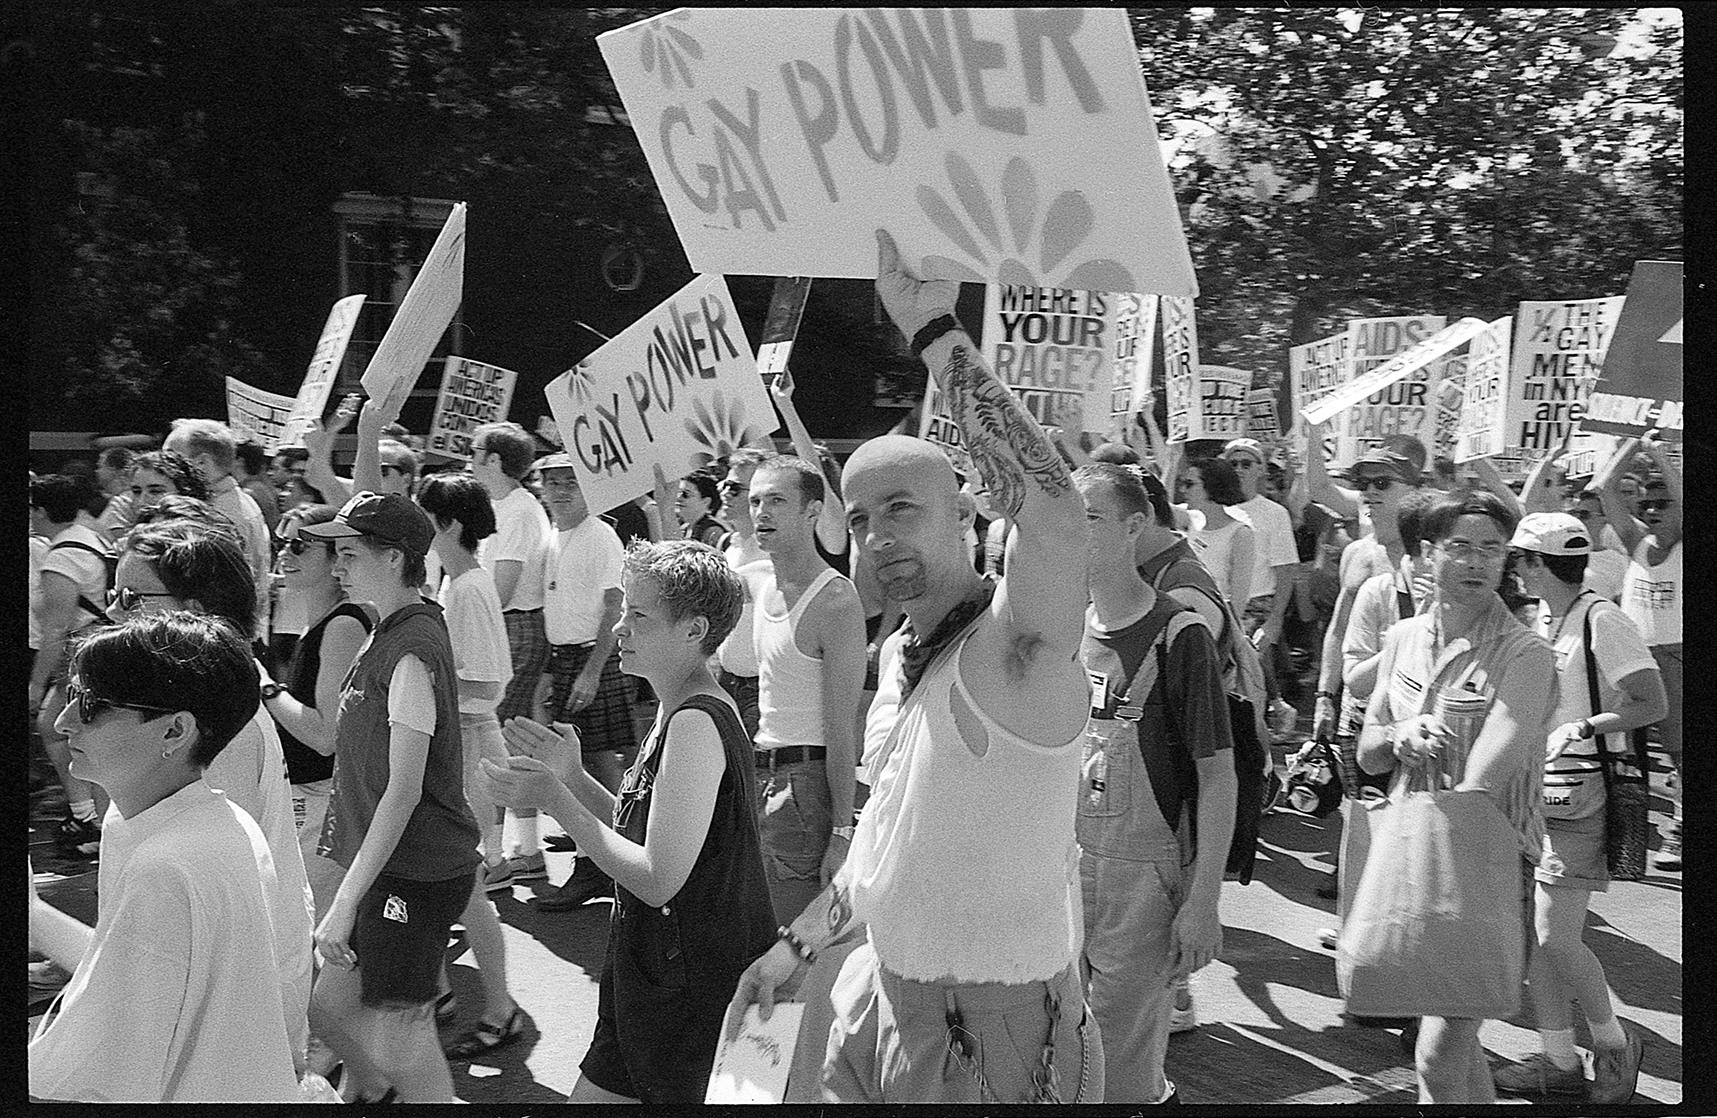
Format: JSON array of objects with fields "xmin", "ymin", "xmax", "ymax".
[{"xmin": 728, "ymin": 231, "xmax": 1102, "ymax": 1103}]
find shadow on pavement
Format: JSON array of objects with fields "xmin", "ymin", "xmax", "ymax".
[
  {"xmin": 1584, "ymin": 912, "xmax": 1683, "ymax": 1018},
  {"xmin": 1169, "ymin": 1019, "xmax": 1417, "ymax": 1105}
]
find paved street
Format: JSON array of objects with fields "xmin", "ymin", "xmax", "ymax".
[{"xmin": 30, "ymin": 750, "xmax": 1683, "ymax": 1105}]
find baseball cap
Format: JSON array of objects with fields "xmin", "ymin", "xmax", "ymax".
[
  {"xmin": 533, "ymin": 452, "xmax": 578, "ymax": 474},
  {"xmin": 1222, "ymin": 438, "xmax": 1267, "ymax": 465},
  {"xmin": 1351, "ymin": 446, "xmax": 1421, "ymax": 487},
  {"xmin": 1510, "ymin": 512, "xmax": 1592, "ymax": 556},
  {"xmin": 299, "ymin": 491, "xmax": 435, "ymax": 557}
]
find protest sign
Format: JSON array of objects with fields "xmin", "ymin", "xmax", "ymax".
[
  {"xmin": 1160, "ymin": 296, "xmax": 1198, "ymax": 442},
  {"xmin": 1505, "ymin": 296, "xmax": 1625, "ymax": 456},
  {"xmin": 425, "ymin": 357, "xmax": 520, "ymax": 461},
  {"xmin": 1246, "ymin": 384, "xmax": 1281, "ymax": 445},
  {"xmin": 1109, "ymin": 293, "xmax": 1157, "ymax": 437},
  {"xmin": 1452, "ymin": 317, "xmax": 1513, "ymax": 463},
  {"xmin": 359, "ymin": 202, "xmax": 466, "ymax": 421},
  {"xmin": 756, "ymin": 276, "xmax": 813, "ymax": 386},
  {"xmin": 1580, "ymin": 261, "xmax": 1682, "ymax": 440},
  {"xmin": 1431, "ymin": 353, "xmax": 1467, "ymax": 459},
  {"xmin": 982, "ymin": 285, "xmax": 1116, "ymax": 435},
  {"xmin": 278, "ymin": 294, "xmax": 366, "ymax": 449},
  {"xmin": 543, "ymin": 274, "xmax": 774, "ymax": 513},
  {"xmin": 1287, "ymin": 332, "xmax": 1349, "ymax": 467},
  {"xmin": 225, "ymin": 377, "xmax": 298, "ymax": 451},
  {"xmin": 1194, "ymin": 366, "xmax": 1251, "ymax": 442},
  {"xmin": 918, "ymin": 370, "xmax": 975, "ymax": 475},
  {"xmin": 598, "ymin": 8, "xmax": 1195, "ymax": 295}
]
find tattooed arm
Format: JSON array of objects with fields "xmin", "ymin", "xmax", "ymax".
[
  {"xmin": 724, "ymin": 873, "xmax": 863, "ymax": 1035},
  {"xmin": 874, "ymin": 230, "xmax": 1088, "ymax": 661}
]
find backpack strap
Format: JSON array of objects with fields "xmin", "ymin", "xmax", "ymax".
[{"xmin": 48, "ymin": 539, "xmax": 113, "ymax": 622}]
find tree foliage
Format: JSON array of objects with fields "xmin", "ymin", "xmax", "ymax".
[{"xmin": 1131, "ymin": 7, "xmax": 1683, "ymax": 376}]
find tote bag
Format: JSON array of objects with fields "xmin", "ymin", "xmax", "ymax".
[{"xmin": 1336, "ymin": 761, "xmax": 1525, "ymax": 1020}]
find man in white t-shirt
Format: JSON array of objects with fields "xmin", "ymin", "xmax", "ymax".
[
  {"xmin": 469, "ymin": 422, "xmax": 557, "ymax": 880},
  {"xmin": 29, "ymin": 474, "xmax": 114, "ymax": 856},
  {"xmin": 529, "ymin": 453, "xmax": 636, "ymax": 912},
  {"xmin": 164, "ymin": 419, "xmax": 273, "ymax": 636},
  {"xmin": 1222, "ymin": 438, "xmax": 1299, "ymax": 712}
]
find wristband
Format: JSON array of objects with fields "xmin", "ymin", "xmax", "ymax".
[
  {"xmin": 777, "ymin": 924, "xmax": 818, "ymax": 966},
  {"xmin": 909, "ymin": 313, "xmax": 962, "ymax": 361}
]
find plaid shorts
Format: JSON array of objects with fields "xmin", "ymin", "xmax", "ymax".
[
  {"xmin": 546, "ymin": 642, "xmax": 638, "ymax": 754},
  {"xmin": 498, "ymin": 609, "xmax": 550, "ymax": 723}
]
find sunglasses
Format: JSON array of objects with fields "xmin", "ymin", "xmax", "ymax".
[
  {"xmin": 1638, "ymin": 498, "xmax": 1672, "ymax": 512},
  {"xmin": 64, "ymin": 680, "xmax": 176, "ymax": 725},
  {"xmin": 106, "ymin": 586, "xmax": 175, "ymax": 612},
  {"xmin": 279, "ymin": 536, "xmax": 335, "ymax": 557},
  {"xmin": 1352, "ymin": 476, "xmax": 1397, "ymax": 493}
]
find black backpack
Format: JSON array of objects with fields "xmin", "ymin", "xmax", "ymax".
[{"xmin": 48, "ymin": 538, "xmax": 117, "ymax": 625}]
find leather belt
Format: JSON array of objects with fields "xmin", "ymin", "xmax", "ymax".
[{"xmin": 754, "ymin": 745, "xmax": 827, "ymax": 769}]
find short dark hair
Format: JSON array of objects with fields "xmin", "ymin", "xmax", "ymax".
[
  {"xmin": 131, "ymin": 450, "xmax": 211, "ymax": 502},
  {"xmin": 681, "ymin": 470, "xmax": 722, "ymax": 514},
  {"xmin": 1395, "ymin": 488, "xmax": 1441, "ymax": 557},
  {"xmin": 471, "ymin": 422, "xmax": 537, "ymax": 479},
  {"xmin": 1191, "ymin": 457, "xmax": 1246, "ymax": 506},
  {"xmin": 69, "ymin": 610, "xmax": 260, "ymax": 768},
  {"xmin": 378, "ymin": 438, "xmax": 421, "ymax": 480},
  {"xmin": 416, "ymin": 473, "xmax": 497, "ymax": 553},
  {"xmin": 1088, "ymin": 442, "xmax": 1142, "ymax": 467},
  {"xmin": 1530, "ymin": 551, "xmax": 1590, "ymax": 585},
  {"xmin": 1073, "ymin": 462, "xmax": 1158, "ymax": 523},
  {"xmin": 98, "ymin": 447, "xmax": 137, "ymax": 472},
  {"xmin": 233, "ymin": 439, "xmax": 268, "ymax": 477},
  {"xmin": 754, "ymin": 456, "xmax": 825, "ymax": 506},
  {"xmin": 121, "ymin": 521, "xmax": 257, "ymax": 636},
  {"xmin": 725, "ymin": 447, "xmax": 775, "ymax": 474},
  {"xmin": 622, "ymin": 539, "xmax": 744, "ymax": 655},
  {"xmin": 1422, "ymin": 490, "xmax": 1519, "ymax": 544},
  {"xmin": 30, "ymin": 474, "xmax": 94, "ymax": 524},
  {"xmin": 351, "ymin": 534, "xmax": 428, "ymax": 589}
]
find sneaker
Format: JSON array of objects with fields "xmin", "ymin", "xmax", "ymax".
[
  {"xmin": 481, "ymin": 859, "xmax": 514, "ymax": 894},
  {"xmin": 1589, "ymin": 1024, "xmax": 1645, "ymax": 1105},
  {"xmin": 1492, "ymin": 1052, "xmax": 1587, "ymax": 1099},
  {"xmin": 505, "ymin": 851, "xmax": 549, "ymax": 882},
  {"xmin": 1170, "ymin": 986, "xmax": 1197, "ymax": 1033},
  {"xmin": 1653, "ymin": 834, "xmax": 1681, "ymax": 872},
  {"xmin": 55, "ymin": 814, "xmax": 101, "ymax": 856}
]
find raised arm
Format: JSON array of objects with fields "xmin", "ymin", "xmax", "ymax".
[
  {"xmin": 1469, "ymin": 456, "xmax": 1524, "ymax": 519},
  {"xmin": 301, "ymin": 394, "xmax": 359, "ymax": 507},
  {"xmin": 1638, "ymin": 431, "xmax": 1682, "ymax": 553},
  {"xmin": 1595, "ymin": 438, "xmax": 1647, "ymax": 555},
  {"xmin": 350, "ymin": 397, "xmax": 389, "ymax": 496},
  {"xmin": 769, "ymin": 369, "xmax": 848, "ymax": 555},
  {"xmin": 1302, "ymin": 421, "xmax": 1359, "ymax": 521},
  {"xmin": 874, "ymin": 230, "xmax": 1085, "ymax": 655}
]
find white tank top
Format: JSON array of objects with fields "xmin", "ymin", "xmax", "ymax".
[
  {"xmin": 849, "ymin": 627, "xmax": 1083, "ymax": 984},
  {"xmin": 755, "ymin": 568, "xmax": 846, "ymax": 750},
  {"xmin": 1620, "ymin": 538, "xmax": 1681, "ymax": 646}
]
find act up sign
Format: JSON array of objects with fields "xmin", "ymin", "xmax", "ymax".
[
  {"xmin": 598, "ymin": 8, "xmax": 1195, "ymax": 295},
  {"xmin": 1581, "ymin": 261, "xmax": 1682, "ymax": 440},
  {"xmin": 544, "ymin": 274, "xmax": 775, "ymax": 514},
  {"xmin": 426, "ymin": 357, "xmax": 521, "ymax": 462}
]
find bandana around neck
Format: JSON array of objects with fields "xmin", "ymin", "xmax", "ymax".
[{"xmin": 896, "ymin": 576, "xmax": 997, "ymax": 702}]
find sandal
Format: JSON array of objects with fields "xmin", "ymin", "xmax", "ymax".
[{"xmin": 445, "ymin": 1006, "xmax": 526, "ymax": 1060}]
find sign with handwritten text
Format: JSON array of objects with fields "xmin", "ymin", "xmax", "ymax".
[
  {"xmin": 225, "ymin": 378, "xmax": 297, "ymax": 451},
  {"xmin": 278, "ymin": 294, "xmax": 365, "ymax": 450},
  {"xmin": 599, "ymin": 9, "xmax": 1195, "ymax": 294},
  {"xmin": 544, "ymin": 274, "xmax": 774, "ymax": 513}
]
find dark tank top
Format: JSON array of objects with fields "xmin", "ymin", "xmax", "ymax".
[{"xmin": 280, "ymin": 602, "xmax": 373, "ymax": 785}]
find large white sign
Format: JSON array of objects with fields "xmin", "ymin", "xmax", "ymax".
[
  {"xmin": 225, "ymin": 377, "xmax": 298, "ymax": 451},
  {"xmin": 359, "ymin": 203, "xmax": 466, "ymax": 420},
  {"xmin": 1506, "ymin": 296, "xmax": 1625, "ymax": 462},
  {"xmin": 1287, "ymin": 332, "xmax": 1349, "ymax": 467},
  {"xmin": 544, "ymin": 274, "xmax": 774, "ymax": 513},
  {"xmin": 426, "ymin": 357, "xmax": 521, "ymax": 461},
  {"xmin": 981, "ymin": 285, "xmax": 1115, "ymax": 435},
  {"xmin": 1195, "ymin": 365, "xmax": 1251, "ymax": 442},
  {"xmin": 278, "ymin": 294, "xmax": 366, "ymax": 449},
  {"xmin": 1452, "ymin": 317, "xmax": 1513, "ymax": 463},
  {"xmin": 599, "ymin": 8, "xmax": 1195, "ymax": 294}
]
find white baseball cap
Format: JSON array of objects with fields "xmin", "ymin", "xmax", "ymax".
[{"xmin": 1510, "ymin": 512, "xmax": 1592, "ymax": 556}]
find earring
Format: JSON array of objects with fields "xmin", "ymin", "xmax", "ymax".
[{"xmin": 161, "ymin": 748, "xmax": 175, "ymax": 759}]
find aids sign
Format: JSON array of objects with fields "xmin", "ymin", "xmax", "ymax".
[
  {"xmin": 544, "ymin": 274, "xmax": 775, "ymax": 514},
  {"xmin": 599, "ymin": 8, "xmax": 1195, "ymax": 295}
]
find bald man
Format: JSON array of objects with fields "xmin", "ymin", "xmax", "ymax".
[{"xmin": 728, "ymin": 232, "xmax": 1102, "ymax": 1103}]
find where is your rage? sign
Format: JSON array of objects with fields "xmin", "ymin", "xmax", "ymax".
[
  {"xmin": 544, "ymin": 274, "xmax": 775, "ymax": 514},
  {"xmin": 599, "ymin": 8, "xmax": 1195, "ymax": 295}
]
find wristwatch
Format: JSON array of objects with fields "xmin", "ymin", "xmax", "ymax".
[
  {"xmin": 830, "ymin": 825, "xmax": 856, "ymax": 841},
  {"xmin": 260, "ymin": 682, "xmax": 287, "ymax": 701}
]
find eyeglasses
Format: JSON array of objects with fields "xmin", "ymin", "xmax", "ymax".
[
  {"xmin": 1437, "ymin": 540, "xmax": 1507, "ymax": 561},
  {"xmin": 106, "ymin": 586, "xmax": 176, "ymax": 612},
  {"xmin": 1352, "ymin": 476, "xmax": 1397, "ymax": 493},
  {"xmin": 1638, "ymin": 498, "xmax": 1672, "ymax": 513},
  {"xmin": 64, "ymin": 680, "xmax": 176, "ymax": 725},
  {"xmin": 280, "ymin": 536, "xmax": 334, "ymax": 557}
]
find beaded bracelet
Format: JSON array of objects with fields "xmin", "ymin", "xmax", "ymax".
[{"xmin": 777, "ymin": 925, "xmax": 818, "ymax": 966}]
